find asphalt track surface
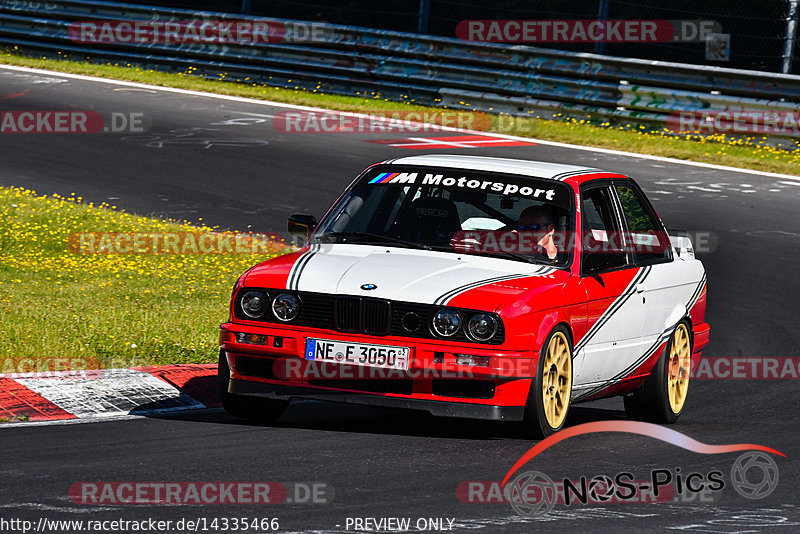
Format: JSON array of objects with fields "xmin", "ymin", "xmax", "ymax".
[{"xmin": 1, "ymin": 65, "xmax": 800, "ymax": 533}]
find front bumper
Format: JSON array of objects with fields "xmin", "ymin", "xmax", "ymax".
[
  {"xmin": 229, "ymin": 379, "xmax": 525, "ymax": 421},
  {"xmin": 219, "ymin": 321, "xmax": 537, "ymax": 420}
]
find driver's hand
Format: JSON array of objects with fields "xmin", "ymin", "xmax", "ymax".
[{"xmin": 538, "ymin": 229, "xmax": 558, "ymax": 259}]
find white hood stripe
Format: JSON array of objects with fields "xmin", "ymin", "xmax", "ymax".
[
  {"xmin": 287, "ymin": 244, "xmax": 319, "ymax": 290},
  {"xmin": 433, "ymin": 266, "xmax": 556, "ymax": 306}
]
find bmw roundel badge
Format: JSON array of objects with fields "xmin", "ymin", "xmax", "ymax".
[{"xmin": 361, "ymin": 283, "xmax": 377, "ymax": 290}]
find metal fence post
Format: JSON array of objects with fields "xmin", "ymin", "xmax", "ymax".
[
  {"xmin": 783, "ymin": 0, "xmax": 799, "ymax": 73},
  {"xmin": 418, "ymin": 0, "xmax": 430, "ymax": 34},
  {"xmin": 594, "ymin": 0, "xmax": 610, "ymax": 54}
]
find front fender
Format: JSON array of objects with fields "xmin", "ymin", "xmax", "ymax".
[
  {"xmin": 496, "ymin": 273, "xmax": 586, "ymax": 352},
  {"xmin": 498, "ymin": 298, "xmax": 585, "ymax": 353}
]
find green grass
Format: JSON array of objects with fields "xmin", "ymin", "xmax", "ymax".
[
  {"xmin": 0, "ymin": 186, "xmax": 289, "ymax": 370},
  {"xmin": 2, "ymin": 48, "xmax": 799, "ymax": 176},
  {"xmin": 0, "ymin": 415, "xmax": 28, "ymax": 422}
]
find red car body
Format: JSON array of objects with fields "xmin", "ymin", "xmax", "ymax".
[{"xmin": 219, "ymin": 156, "xmax": 709, "ymax": 423}]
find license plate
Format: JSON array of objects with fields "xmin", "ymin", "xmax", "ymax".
[{"xmin": 304, "ymin": 338, "xmax": 410, "ymax": 370}]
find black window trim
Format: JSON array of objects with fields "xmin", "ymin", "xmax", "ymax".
[
  {"xmin": 610, "ymin": 178, "xmax": 674, "ymax": 267},
  {"xmin": 579, "ymin": 180, "xmax": 635, "ymax": 278}
]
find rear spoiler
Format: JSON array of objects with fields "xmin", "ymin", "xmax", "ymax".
[{"xmin": 668, "ymin": 229, "xmax": 695, "ymax": 260}]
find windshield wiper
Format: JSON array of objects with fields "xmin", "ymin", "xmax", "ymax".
[{"xmin": 313, "ymin": 232, "xmax": 432, "ymax": 250}]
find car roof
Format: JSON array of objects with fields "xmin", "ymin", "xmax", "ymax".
[{"xmin": 386, "ymin": 154, "xmax": 615, "ymax": 182}]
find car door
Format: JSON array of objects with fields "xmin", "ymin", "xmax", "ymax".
[
  {"xmin": 614, "ymin": 181, "xmax": 702, "ymax": 355},
  {"xmin": 572, "ymin": 183, "xmax": 650, "ymax": 394}
]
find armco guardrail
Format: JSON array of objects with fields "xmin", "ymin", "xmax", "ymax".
[{"xmin": 1, "ymin": 0, "xmax": 800, "ymax": 141}]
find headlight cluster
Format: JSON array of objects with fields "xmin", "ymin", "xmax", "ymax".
[
  {"xmin": 431, "ymin": 309, "xmax": 499, "ymax": 342},
  {"xmin": 239, "ymin": 290, "xmax": 301, "ymax": 322},
  {"xmin": 241, "ymin": 291, "xmax": 268, "ymax": 319},
  {"xmin": 272, "ymin": 293, "xmax": 300, "ymax": 322},
  {"xmin": 467, "ymin": 313, "xmax": 498, "ymax": 341}
]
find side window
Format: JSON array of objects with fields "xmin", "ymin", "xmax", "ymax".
[
  {"xmin": 615, "ymin": 185, "xmax": 671, "ymax": 264},
  {"xmin": 582, "ymin": 186, "xmax": 628, "ymax": 273}
]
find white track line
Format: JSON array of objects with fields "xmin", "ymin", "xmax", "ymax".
[
  {"xmin": 1, "ymin": 62, "xmax": 798, "ymax": 183},
  {"xmin": 0, "ymin": 408, "xmax": 225, "ymax": 429}
]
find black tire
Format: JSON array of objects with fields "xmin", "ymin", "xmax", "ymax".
[
  {"xmin": 624, "ymin": 321, "xmax": 692, "ymax": 424},
  {"xmin": 218, "ymin": 350, "xmax": 289, "ymax": 423},
  {"xmin": 524, "ymin": 326, "xmax": 573, "ymax": 438}
]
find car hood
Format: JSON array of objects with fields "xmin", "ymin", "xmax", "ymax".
[{"xmin": 244, "ymin": 244, "xmax": 566, "ymax": 310}]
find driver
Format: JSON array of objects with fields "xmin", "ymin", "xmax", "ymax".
[{"xmin": 517, "ymin": 205, "xmax": 558, "ymax": 260}]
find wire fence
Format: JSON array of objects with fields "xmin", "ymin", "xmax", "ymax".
[{"xmin": 119, "ymin": 0, "xmax": 799, "ymax": 74}]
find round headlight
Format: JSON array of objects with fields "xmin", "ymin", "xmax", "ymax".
[
  {"xmin": 272, "ymin": 293, "xmax": 300, "ymax": 322},
  {"xmin": 432, "ymin": 309, "xmax": 461, "ymax": 337},
  {"xmin": 241, "ymin": 291, "xmax": 268, "ymax": 319},
  {"xmin": 467, "ymin": 313, "xmax": 498, "ymax": 341}
]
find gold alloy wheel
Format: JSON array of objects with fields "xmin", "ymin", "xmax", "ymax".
[
  {"xmin": 667, "ymin": 323, "xmax": 692, "ymax": 413},
  {"xmin": 542, "ymin": 332, "xmax": 572, "ymax": 429}
]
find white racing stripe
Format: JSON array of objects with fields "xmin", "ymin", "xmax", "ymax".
[
  {"xmin": 551, "ymin": 168, "xmax": 601, "ymax": 181},
  {"xmin": 433, "ymin": 267, "xmax": 556, "ymax": 305},
  {"xmin": 572, "ymin": 272, "xmax": 707, "ymax": 402},
  {"xmin": 287, "ymin": 243, "xmax": 320, "ymax": 291},
  {"xmin": 573, "ymin": 266, "xmax": 652, "ymax": 357}
]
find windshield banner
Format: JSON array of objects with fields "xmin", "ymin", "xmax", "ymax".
[{"xmin": 363, "ymin": 168, "xmax": 572, "ymax": 210}]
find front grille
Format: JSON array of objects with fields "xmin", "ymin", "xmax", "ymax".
[
  {"xmin": 299, "ymin": 292, "xmax": 336, "ymax": 328},
  {"xmin": 363, "ymin": 299, "xmax": 390, "ymax": 335},
  {"xmin": 335, "ymin": 297, "xmax": 391, "ymax": 335},
  {"xmin": 335, "ymin": 297, "xmax": 361, "ymax": 332}
]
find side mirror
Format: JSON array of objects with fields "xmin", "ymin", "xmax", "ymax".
[{"xmin": 287, "ymin": 214, "xmax": 317, "ymax": 243}]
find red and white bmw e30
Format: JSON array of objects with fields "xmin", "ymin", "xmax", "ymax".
[{"xmin": 219, "ymin": 155, "xmax": 709, "ymax": 436}]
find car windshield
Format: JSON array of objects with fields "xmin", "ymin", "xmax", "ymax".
[{"xmin": 312, "ymin": 166, "xmax": 574, "ymax": 266}]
